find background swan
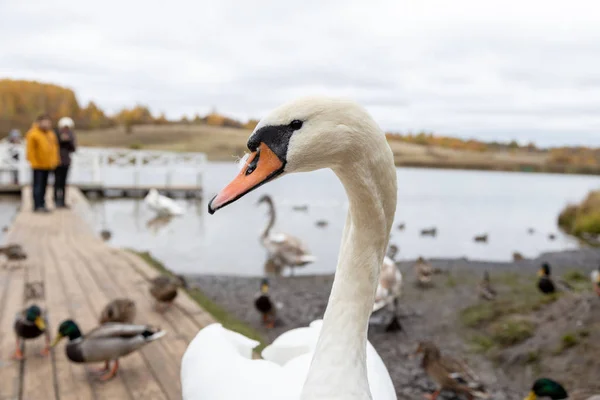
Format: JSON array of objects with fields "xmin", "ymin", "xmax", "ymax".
[
  {"xmin": 144, "ymin": 188, "xmax": 184, "ymax": 216},
  {"xmin": 257, "ymin": 194, "xmax": 316, "ymax": 275},
  {"xmin": 182, "ymin": 96, "xmax": 398, "ymax": 399}
]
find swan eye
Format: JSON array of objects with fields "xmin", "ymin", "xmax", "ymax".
[{"xmin": 289, "ymin": 120, "xmax": 303, "ymax": 130}]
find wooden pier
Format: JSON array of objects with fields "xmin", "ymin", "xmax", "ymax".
[{"xmin": 0, "ymin": 188, "xmax": 214, "ymax": 400}]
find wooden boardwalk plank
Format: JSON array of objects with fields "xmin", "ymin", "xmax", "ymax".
[{"xmin": 0, "ymin": 187, "xmax": 214, "ymax": 400}]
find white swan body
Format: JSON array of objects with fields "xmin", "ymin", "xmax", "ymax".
[
  {"xmin": 187, "ymin": 97, "xmax": 398, "ymax": 399},
  {"xmin": 181, "ymin": 320, "xmax": 395, "ymax": 400},
  {"xmin": 144, "ymin": 189, "xmax": 184, "ymax": 216}
]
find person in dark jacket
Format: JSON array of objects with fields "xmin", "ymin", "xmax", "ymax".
[{"xmin": 54, "ymin": 117, "xmax": 77, "ymax": 208}]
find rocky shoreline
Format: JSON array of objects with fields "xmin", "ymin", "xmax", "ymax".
[{"xmin": 188, "ymin": 248, "xmax": 600, "ymax": 399}]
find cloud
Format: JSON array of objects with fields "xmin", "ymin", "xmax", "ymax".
[{"xmin": 1, "ymin": 0, "xmax": 599, "ymax": 146}]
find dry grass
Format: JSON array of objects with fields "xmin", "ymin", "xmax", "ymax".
[{"xmin": 77, "ymin": 124, "xmax": 600, "ymax": 174}]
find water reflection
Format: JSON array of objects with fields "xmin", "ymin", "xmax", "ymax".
[{"xmin": 146, "ymin": 215, "xmax": 175, "ymax": 234}]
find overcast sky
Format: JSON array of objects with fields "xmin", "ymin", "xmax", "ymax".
[{"xmin": 1, "ymin": 0, "xmax": 599, "ymax": 146}]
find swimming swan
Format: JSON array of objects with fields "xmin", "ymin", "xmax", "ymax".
[{"xmin": 182, "ymin": 96, "xmax": 398, "ymax": 399}]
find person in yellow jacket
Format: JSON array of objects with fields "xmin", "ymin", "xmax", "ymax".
[{"xmin": 26, "ymin": 114, "xmax": 59, "ymax": 213}]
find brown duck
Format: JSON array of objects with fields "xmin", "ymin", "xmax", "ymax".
[
  {"xmin": 149, "ymin": 274, "xmax": 187, "ymax": 310},
  {"xmin": 415, "ymin": 341, "xmax": 490, "ymax": 400},
  {"xmin": 99, "ymin": 298, "xmax": 137, "ymax": 324}
]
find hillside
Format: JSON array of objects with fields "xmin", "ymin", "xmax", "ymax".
[{"xmin": 76, "ymin": 124, "xmax": 600, "ymax": 175}]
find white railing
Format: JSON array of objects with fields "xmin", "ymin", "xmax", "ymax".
[{"xmin": 0, "ymin": 142, "xmax": 206, "ymax": 190}]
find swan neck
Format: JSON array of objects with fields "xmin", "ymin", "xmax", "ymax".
[
  {"xmin": 301, "ymin": 147, "xmax": 397, "ymax": 399},
  {"xmin": 261, "ymin": 200, "xmax": 276, "ymax": 238}
]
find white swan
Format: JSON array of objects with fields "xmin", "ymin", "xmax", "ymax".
[
  {"xmin": 592, "ymin": 267, "xmax": 600, "ymax": 296},
  {"xmin": 257, "ymin": 194, "xmax": 316, "ymax": 275},
  {"xmin": 182, "ymin": 96, "xmax": 398, "ymax": 399},
  {"xmin": 144, "ymin": 189, "xmax": 184, "ymax": 216}
]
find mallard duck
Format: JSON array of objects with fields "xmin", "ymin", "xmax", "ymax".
[
  {"xmin": 99, "ymin": 298, "xmax": 137, "ymax": 324},
  {"xmin": 315, "ymin": 220, "xmax": 328, "ymax": 228},
  {"xmin": 13, "ymin": 304, "xmax": 50, "ymax": 360},
  {"xmin": 591, "ymin": 265, "xmax": 600, "ymax": 297},
  {"xmin": 1, "ymin": 243, "xmax": 27, "ymax": 269},
  {"xmin": 149, "ymin": 274, "xmax": 187, "ymax": 311},
  {"xmin": 51, "ymin": 320, "xmax": 166, "ymax": 381},
  {"xmin": 100, "ymin": 230, "xmax": 112, "ymax": 241},
  {"xmin": 257, "ymin": 194, "xmax": 316, "ymax": 276},
  {"xmin": 415, "ymin": 341, "xmax": 490, "ymax": 400},
  {"xmin": 478, "ymin": 271, "xmax": 497, "ymax": 301},
  {"xmin": 415, "ymin": 256, "xmax": 434, "ymax": 287},
  {"xmin": 525, "ymin": 378, "xmax": 600, "ymax": 399},
  {"xmin": 473, "ymin": 234, "xmax": 488, "ymax": 243},
  {"xmin": 537, "ymin": 263, "xmax": 572, "ymax": 294},
  {"xmin": 254, "ymin": 278, "xmax": 277, "ymax": 328},
  {"xmin": 538, "ymin": 263, "xmax": 556, "ymax": 294},
  {"xmin": 420, "ymin": 227, "xmax": 437, "ymax": 237}
]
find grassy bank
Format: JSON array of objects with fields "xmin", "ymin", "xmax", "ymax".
[
  {"xmin": 77, "ymin": 124, "xmax": 600, "ymax": 175},
  {"xmin": 558, "ymin": 190, "xmax": 600, "ymax": 245},
  {"xmin": 129, "ymin": 249, "xmax": 267, "ymax": 351}
]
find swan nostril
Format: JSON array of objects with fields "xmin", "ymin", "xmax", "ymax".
[{"xmin": 245, "ymin": 148, "xmax": 261, "ymax": 176}]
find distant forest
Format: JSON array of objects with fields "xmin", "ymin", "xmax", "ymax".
[{"xmin": 1, "ymin": 79, "xmax": 598, "ymax": 166}]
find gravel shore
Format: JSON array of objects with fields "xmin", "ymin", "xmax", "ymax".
[{"xmin": 189, "ymin": 248, "xmax": 600, "ymax": 399}]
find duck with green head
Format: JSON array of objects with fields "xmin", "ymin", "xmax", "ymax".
[
  {"xmin": 526, "ymin": 378, "xmax": 600, "ymax": 400},
  {"xmin": 13, "ymin": 304, "xmax": 50, "ymax": 360},
  {"xmin": 51, "ymin": 319, "xmax": 166, "ymax": 381}
]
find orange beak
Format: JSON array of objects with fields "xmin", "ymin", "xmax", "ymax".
[{"xmin": 208, "ymin": 143, "xmax": 284, "ymax": 214}]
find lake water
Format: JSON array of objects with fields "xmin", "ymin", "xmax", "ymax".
[{"xmin": 83, "ymin": 162, "xmax": 598, "ymax": 277}]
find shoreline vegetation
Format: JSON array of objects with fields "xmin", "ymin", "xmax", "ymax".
[
  {"xmin": 558, "ymin": 190, "xmax": 600, "ymax": 246},
  {"xmin": 2, "ymin": 78, "xmax": 600, "ymax": 176}
]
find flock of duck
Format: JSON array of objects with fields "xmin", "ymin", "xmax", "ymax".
[
  {"xmin": 8, "ymin": 257, "xmax": 186, "ymax": 380},
  {"xmin": 3, "ymin": 97, "xmax": 599, "ymax": 399}
]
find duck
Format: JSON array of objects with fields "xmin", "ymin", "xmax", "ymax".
[
  {"xmin": 99, "ymin": 298, "xmax": 137, "ymax": 324},
  {"xmin": 525, "ymin": 378, "xmax": 600, "ymax": 400},
  {"xmin": 421, "ymin": 227, "xmax": 437, "ymax": 237},
  {"xmin": 13, "ymin": 304, "xmax": 50, "ymax": 360},
  {"xmin": 548, "ymin": 233, "xmax": 556, "ymax": 241},
  {"xmin": 473, "ymin": 234, "xmax": 488, "ymax": 243},
  {"xmin": 254, "ymin": 278, "xmax": 278, "ymax": 328},
  {"xmin": 415, "ymin": 256, "xmax": 434, "ymax": 287},
  {"xmin": 315, "ymin": 220, "xmax": 328, "ymax": 228},
  {"xmin": 149, "ymin": 274, "xmax": 187, "ymax": 311},
  {"xmin": 100, "ymin": 229, "xmax": 112, "ymax": 241},
  {"xmin": 0, "ymin": 243, "xmax": 27, "ymax": 269},
  {"xmin": 372, "ymin": 244, "xmax": 403, "ymax": 332},
  {"xmin": 477, "ymin": 271, "xmax": 497, "ymax": 301},
  {"xmin": 292, "ymin": 204, "xmax": 308, "ymax": 212},
  {"xmin": 527, "ymin": 228, "xmax": 535, "ymax": 235},
  {"xmin": 144, "ymin": 188, "xmax": 184, "ymax": 216},
  {"xmin": 591, "ymin": 265, "xmax": 600, "ymax": 297},
  {"xmin": 513, "ymin": 252, "xmax": 524, "ymax": 261},
  {"xmin": 182, "ymin": 97, "xmax": 398, "ymax": 399},
  {"xmin": 537, "ymin": 263, "xmax": 572, "ymax": 294},
  {"xmin": 51, "ymin": 319, "xmax": 166, "ymax": 381},
  {"xmin": 397, "ymin": 223, "xmax": 405, "ymax": 231},
  {"xmin": 256, "ymin": 194, "xmax": 316, "ymax": 276},
  {"xmin": 415, "ymin": 341, "xmax": 490, "ymax": 400}
]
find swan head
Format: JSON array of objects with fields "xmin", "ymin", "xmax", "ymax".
[{"xmin": 209, "ymin": 96, "xmax": 383, "ymax": 213}]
